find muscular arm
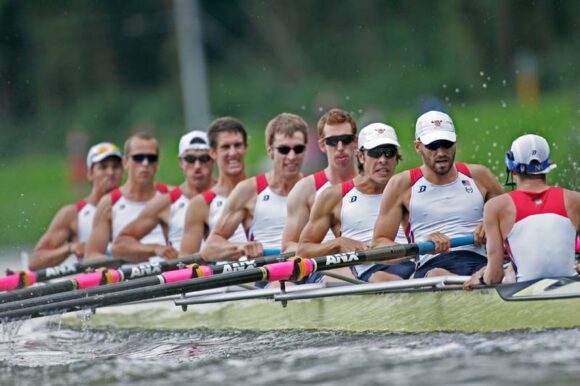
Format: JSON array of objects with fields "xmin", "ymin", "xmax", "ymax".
[
  {"xmin": 84, "ymin": 196, "xmax": 113, "ymax": 261},
  {"xmin": 482, "ymin": 196, "xmax": 511, "ymax": 284},
  {"xmin": 29, "ymin": 205, "xmax": 77, "ymax": 270},
  {"xmin": 202, "ymin": 179, "xmax": 256, "ymax": 261},
  {"xmin": 111, "ymin": 194, "xmax": 175, "ymax": 262},
  {"xmin": 470, "ymin": 164, "xmax": 505, "ymax": 202},
  {"xmin": 564, "ymin": 189, "xmax": 580, "ymax": 232},
  {"xmin": 179, "ymin": 195, "xmax": 209, "ymax": 256},
  {"xmin": 296, "ymin": 186, "xmax": 344, "ymax": 258},
  {"xmin": 372, "ymin": 172, "xmax": 409, "ymax": 248},
  {"xmin": 282, "ymin": 177, "xmax": 316, "ymax": 253}
]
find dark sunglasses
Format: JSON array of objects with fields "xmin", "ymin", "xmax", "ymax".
[
  {"xmin": 130, "ymin": 153, "xmax": 159, "ymax": 163},
  {"xmin": 323, "ymin": 134, "xmax": 355, "ymax": 147},
  {"xmin": 366, "ymin": 146, "xmax": 398, "ymax": 159},
  {"xmin": 275, "ymin": 145, "xmax": 306, "ymax": 155},
  {"xmin": 182, "ymin": 154, "xmax": 212, "ymax": 164},
  {"xmin": 424, "ymin": 140, "xmax": 455, "ymax": 151}
]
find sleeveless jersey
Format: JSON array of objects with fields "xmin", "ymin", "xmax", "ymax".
[
  {"xmin": 202, "ymin": 190, "xmax": 247, "ymax": 242},
  {"xmin": 110, "ymin": 183, "xmax": 169, "ymax": 245},
  {"xmin": 312, "ymin": 170, "xmax": 334, "ymax": 242},
  {"xmin": 506, "ymin": 187, "xmax": 577, "ymax": 281},
  {"xmin": 408, "ymin": 163, "xmax": 486, "ymax": 267},
  {"xmin": 248, "ymin": 174, "xmax": 288, "ymax": 250},
  {"xmin": 167, "ymin": 187, "xmax": 190, "ymax": 250},
  {"xmin": 76, "ymin": 200, "xmax": 96, "ymax": 243},
  {"xmin": 340, "ymin": 180, "xmax": 408, "ymax": 276}
]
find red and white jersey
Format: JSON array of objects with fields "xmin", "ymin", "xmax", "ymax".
[
  {"xmin": 76, "ymin": 200, "xmax": 96, "ymax": 243},
  {"xmin": 506, "ymin": 187, "xmax": 577, "ymax": 281},
  {"xmin": 167, "ymin": 187, "xmax": 190, "ymax": 250},
  {"xmin": 202, "ymin": 190, "xmax": 246, "ymax": 243},
  {"xmin": 248, "ymin": 174, "xmax": 288, "ymax": 250},
  {"xmin": 110, "ymin": 184, "xmax": 169, "ymax": 245},
  {"xmin": 340, "ymin": 180, "xmax": 407, "ymax": 276},
  {"xmin": 408, "ymin": 163, "xmax": 486, "ymax": 267},
  {"xmin": 311, "ymin": 170, "xmax": 334, "ymax": 242}
]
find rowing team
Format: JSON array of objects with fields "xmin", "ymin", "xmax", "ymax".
[{"xmin": 29, "ymin": 109, "xmax": 580, "ymax": 288}]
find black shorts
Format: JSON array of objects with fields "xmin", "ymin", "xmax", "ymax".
[
  {"xmin": 414, "ymin": 251, "xmax": 487, "ymax": 278},
  {"xmin": 357, "ymin": 261, "xmax": 416, "ymax": 282}
]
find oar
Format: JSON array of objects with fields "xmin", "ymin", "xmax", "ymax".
[
  {"xmin": 0, "ymin": 250, "xmax": 291, "ymax": 313},
  {"xmin": 0, "ymin": 237, "xmax": 472, "ymax": 321}
]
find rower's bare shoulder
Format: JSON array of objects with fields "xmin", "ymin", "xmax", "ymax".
[
  {"xmin": 485, "ymin": 193, "xmax": 511, "ymax": 213},
  {"xmin": 465, "ymin": 163, "xmax": 494, "ymax": 178},
  {"xmin": 385, "ymin": 170, "xmax": 412, "ymax": 193},
  {"xmin": 317, "ymin": 183, "xmax": 342, "ymax": 204},
  {"xmin": 227, "ymin": 177, "xmax": 258, "ymax": 206},
  {"xmin": 146, "ymin": 192, "xmax": 171, "ymax": 212},
  {"xmin": 289, "ymin": 175, "xmax": 316, "ymax": 198}
]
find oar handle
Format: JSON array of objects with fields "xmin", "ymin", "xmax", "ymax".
[
  {"xmin": 416, "ymin": 235, "xmax": 475, "ymax": 254},
  {"xmin": 263, "ymin": 249, "xmax": 281, "ymax": 256}
]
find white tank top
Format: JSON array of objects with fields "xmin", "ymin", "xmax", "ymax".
[
  {"xmin": 408, "ymin": 163, "xmax": 486, "ymax": 267},
  {"xmin": 248, "ymin": 174, "xmax": 288, "ymax": 250},
  {"xmin": 202, "ymin": 190, "xmax": 247, "ymax": 243},
  {"xmin": 506, "ymin": 187, "xmax": 577, "ymax": 281},
  {"xmin": 110, "ymin": 185, "xmax": 168, "ymax": 245},
  {"xmin": 312, "ymin": 170, "xmax": 334, "ymax": 242},
  {"xmin": 340, "ymin": 180, "xmax": 407, "ymax": 276},
  {"xmin": 76, "ymin": 200, "xmax": 96, "ymax": 243},
  {"xmin": 167, "ymin": 188, "xmax": 190, "ymax": 250}
]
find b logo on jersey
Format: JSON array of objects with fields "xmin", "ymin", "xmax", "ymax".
[
  {"xmin": 119, "ymin": 204, "xmax": 126, "ymax": 210},
  {"xmin": 178, "ymin": 202, "xmax": 185, "ymax": 209},
  {"xmin": 418, "ymin": 185, "xmax": 427, "ymax": 193},
  {"xmin": 461, "ymin": 180, "xmax": 474, "ymax": 193},
  {"xmin": 263, "ymin": 194, "xmax": 270, "ymax": 202},
  {"xmin": 216, "ymin": 201, "xmax": 223, "ymax": 207},
  {"xmin": 350, "ymin": 196, "xmax": 357, "ymax": 203}
]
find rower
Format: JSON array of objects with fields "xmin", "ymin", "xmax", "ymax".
[
  {"xmin": 372, "ymin": 111, "xmax": 504, "ymax": 278},
  {"xmin": 297, "ymin": 123, "xmax": 415, "ymax": 282},
  {"xmin": 201, "ymin": 113, "xmax": 309, "ymax": 261},
  {"xmin": 282, "ymin": 108, "xmax": 358, "ymax": 253},
  {"xmin": 464, "ymin": 134, "xmax": 579, "ymax": 288},
  {"xmin": 179, "ymin": 117, "xmax": 248, "ymax": 256},
  {"xmin": 111, "ymin": 130, "xmax": 215, "ymax": 262},
  {"xmin": 28, "ymin": 143, "xmax": 123, "ymax": 270},
  {"xmin": 84, "ymin": 132, "xmax": 169, "ymax": 261}
]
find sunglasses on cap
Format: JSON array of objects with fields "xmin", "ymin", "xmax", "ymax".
[
  {"xmin": 182, "ymin": 154, "xmax": 212, "ymax": 164},
  {"xmin": 275, "ymin": 145, "xmax": 306, "ymax": 155},
  {"xmin": 365, "ymin": 146, "xmax": 398, "ymax": 159},
  {"xmin": 130, "ymin": 153, "xmax": 159, "ymax": 163},
  {"xmin": 322, "ymin": 134, "xmax": 356, "ymax": 147},
  {"xmin": 424, "ymin": 140, "xmax": 455, "ymax": 151}
]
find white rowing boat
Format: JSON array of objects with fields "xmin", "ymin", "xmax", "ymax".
[{"xmin": 63, "ymin": 275, "xmax": 580, "ymax": 333}]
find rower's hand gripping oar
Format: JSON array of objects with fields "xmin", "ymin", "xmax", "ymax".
[{"xmin": 0, "ymin": 239, "xmax": 472, "ymax": 322}]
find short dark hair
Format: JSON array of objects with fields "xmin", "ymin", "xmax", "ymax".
[
  {"xmin": 124, "ymin": 132, "xmax": 158, "ymax": 155},
  {"xmin": 207, "ymin": 117, "xmax": 248, "ymax": 149},
  {"xmin": 265, "ymin": 113, "xmax": 309, "ymax": 146},
  {"xmin": 317, "ymin": 108, "xmax": 357, "ymax": 139}
]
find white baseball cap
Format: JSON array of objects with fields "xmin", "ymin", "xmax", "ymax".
[
  {"xmin": 358, "ymin": 123, "xmax": 400, "ymax": 150},
  {"xmin": 86, "ymin": 142, "xmax": 122, "ymax": 168},
  {"xmin": 506, "ymin": 134, "xmax": 557, "ymax": 174},
  {"xmin": 179, "ymin": 130, "xmax": 209, "ymax": 156},
  {"xmin": 415, "ymin": 111, "xmax": 456, "ymax": 145}
]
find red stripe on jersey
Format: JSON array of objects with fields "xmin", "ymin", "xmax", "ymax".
[
  {"xmin": 110, "ymin": 188, "xmax": 122, "ymax": 205},
  {"xmin": 341, "ymin": 179, "xmax": 355, "ymax": 197},
  {"xmin": 455, "ymin": 162, "xmax": 471, "ymax": 178},
  {"xmin": 169, "ymin": 187, "xmax": 183, "ymax": 204},
  {"xmin": 509, "ymin": 187, "xmax": 568, "ymax": 223},
  {"xmin": 313, "ymin": 170, "xmax": 328, "ymax": 191},
  {"xmin": 256, "ymin": 174, "xmax": 269, "ymax": 194},
  {"xmin": 409, "ymin": 168, "xmax": 423, "ymax": 186},
  {"xmin": 156, "ymin": 183, "xmax": 169, "ymax": 194},
  {"xmin": 75, "ymin": 200, "xmax": 88, "ymax": 212},
  {"xmin": 201, "ymin": 190, "xmax": 217, "ymax": 205}
]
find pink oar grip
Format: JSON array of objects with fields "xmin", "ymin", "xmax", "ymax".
[
  {"xmin": 75, "ymin": 272, "xmax": 105, "ymax": 290},
  {"xmin": 0, "ymin": 274, "xmax": 21, "ymax": 292},
  {"xmin": 162, "ymin": 268, "xmax": 193, "ymax": 283},
  {"xmin": 267, "ymin": 262, "xmax": 294, "ymax": 282},
  {"xmin": 198, "ymin": 265, "xmax": 213, "ymax": 277}
]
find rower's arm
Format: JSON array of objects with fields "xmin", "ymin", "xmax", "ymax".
[
  {"xmin": 282, "ymin": 177, "xmax": 315, "ymax": 253},
  {"xmin": 179, "ymin": 195, "xmax": 208, "ymax": 256},
  {"xmin": 84, "ymin": 196, "xmax": 113, "ymax": 261},
  {"xmin": 111, "ymin": 194, "xmax": 175, "ymax": 262},
  {"xmin": 297, "ymin": 186, "xmax": 346, "ymax": 258},
  {"xmin": 202, "ymin": 180, "xmax": 255, "ymax": 262},
  {"xmin": 29, "ymin": 205, "xmax": 77, "ymax": 270},
  {"xmin": 470, "ymin": 164, "xmax": 505, "ymax": 201},
  {"xmin": 482, "ymin": 196, "xmax": 508, "ymax": 284},
  {"xmin": 564, "ymin": 189, "xmax": 580, "ymax": 232},
  {"xmin": 372, "ymin": 173, "xmax": 408, "ymax": 248}
]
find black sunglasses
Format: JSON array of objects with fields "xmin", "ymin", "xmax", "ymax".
[
  {"xmin": 323, "ymin": 134, "xmax": 355, "ymax": 147},
  {"xmin": 366, "ymin": 146, "xmax": 398, "ymax": 159},
  {"xmin": 130, "ymin": 153, "xmax": 159, "ymax": 163},
  {"xmin": 182, "ymin": 154, "xmax": 212, "ymax": 164},
  {"xmin": 424, "ymin": 140, "xmax": 455, "ymax": 151},
  {"xmin": 275, "ymin": 145, "xmax": 306, "ymax": 155}
]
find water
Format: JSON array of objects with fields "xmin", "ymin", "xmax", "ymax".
[{"xmin": 1, "ymin": 319, "xmax": 580, "ymax": 385}]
